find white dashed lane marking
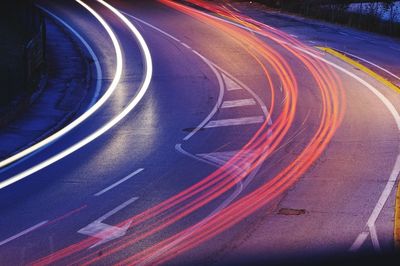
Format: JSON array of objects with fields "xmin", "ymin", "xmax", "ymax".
[
  {"xmin": 78, "ymin": 197, "xmax": 139, "ymax": 249},
  {"xmin": 205, "ymin": 116, "xmax": 264, "ymax": 128},
  {"xmin": 94, "ymin": 168, "xmax": 144, "ymax": 196},
  {"xmin": 221, "ymin": 99, "xmax": 256, "ymax": 108}
]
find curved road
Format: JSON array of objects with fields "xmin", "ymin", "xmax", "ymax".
[{"xmin": 0, "ymin": 0, "xmax": 399, "ymax": 265}]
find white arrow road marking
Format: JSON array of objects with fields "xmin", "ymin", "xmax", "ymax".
[
  {"xmin": 94, "ymin": 168, "xmax": 144, "ymax": 196},
  {"xmin": 78, "ymin": 197, "xmax": 138, "ymax": 249},
  {"xmin": 0, "ymin": 221, "xmax": 48, "ymax": 247},
  {"xmin": 205, "ymin": 116, "xmax": 264, "ymax": 128},
  {"xmin": 222, "ymin": 73, "xmax": 243, "ymax": 91},
  {"xmin": 221, "ymin": 99, "xmax": 256, "ymax": 108}
]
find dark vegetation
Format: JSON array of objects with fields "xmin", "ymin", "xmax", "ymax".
[
  {"xmin": 253, "ymin": 0, "xmax": 400, "ymax": 37},
  {"xmin": 0, "ymin": 0, "xmax": 45, "ymax": 108}
]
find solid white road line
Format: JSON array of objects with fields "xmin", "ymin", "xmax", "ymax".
[
  {"xmin": 94, "ymin": 168, "xmax": 144, "ymax": 196},
  {"xmin": 197, "ymin": 150, "xmax": 253, "ymax": 168},
  {"xmin": 121, "ymin": 11, "xmax": 272, "ymax": 130},
  {"xmin": 213, "ymin": 10, "xmax": 400, "ymax": 251},
  {"xmin": 205, "ymin": 116, "xmax": 264, "ymax": 128},
  {"xmin": 221, "ymin": 98, "xmax": 256, "ymax": 108},
  {"xmin": 212, "ymin": 65, "xmax": 271, "ymax": 122},
  {"xmin": 0, "ymin": 221, "xmax": 48, "ymax": 247},
  {"xmin": 157, "ymin": 6, "xmax": 400, "ymax": 252},
  {"xmin": 0, "ymin": 1, "xmax": 152, "ymax": 190},
  {"xmin": 349, "ymin": 230, "xmax": 369, "ymax": 251},
  {"xmin": 294, "ymin": 45, "xmax": 400, "ymax": 252},
  {"xmin": 184, "ymin": 50, "xmax": 225, "ymax": 141},
  {"xmin": 175, "ymin": 143, "xmax": 220, "ymax": 167},
  {"xmin": 0, "ymin": 5, "xmax": 106, "ymax": 170},
  {"xmin": 369, "ymin": 224, "xmax": 381, "ymax": 251},
  {"xmin": 121, "ymin": 11, "xmax": 225, "ymax": 142},
  {"xmin": 118, "ymin": 11, "xmax": 273, "ymax": 263},
  {"xmin": 197, "ymin": 150, "xmax": 239, "ymax": 166}
]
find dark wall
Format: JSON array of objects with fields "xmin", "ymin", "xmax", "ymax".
[
  {"xmin": 254, "ymin": 0, "xmax": 400, "ymax": 37},
  {"xmin": 0, "ymin": 0, "xmax": 44, "ymax": 107}
]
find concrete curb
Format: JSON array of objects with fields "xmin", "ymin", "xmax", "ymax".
[
  {"xmin": 317, "ymin": 47, "xmax": 400, "ymax": 94},
  {"xmin": 0, "ymin": 7, "xmax": 98, "ymax": 161},
  {"xmin": 14, "ymin": 10, "xmax": 95, "ymax": 156}
]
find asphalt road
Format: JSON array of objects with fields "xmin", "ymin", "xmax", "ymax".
[{"xmin": 0, "ymin": 0, "xmax": 399, "ymax": 265}]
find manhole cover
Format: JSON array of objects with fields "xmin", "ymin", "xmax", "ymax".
[{"xmin": 278, "ymin": 208, "xmax": 306, "ymax": 215}]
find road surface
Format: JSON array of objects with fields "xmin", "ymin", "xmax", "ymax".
[{"xmin": 0, "ymin": 0, "xmax": 399, "ymax": 265}]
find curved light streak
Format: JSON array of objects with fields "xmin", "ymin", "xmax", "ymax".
[
  {"xmin": 31, "ymin": 1, "xmax": 300, "ymax": 264},
  {"xmin": 0, "ymin": 0, "xmax": 153, "ymax": 190},
  {"xmin": 32, "ymin": 1, "xmax": 357, "ymax": 265},
  {"xmin": 0, "ymin": 1, "xmax": 119, "ymax": 170}
]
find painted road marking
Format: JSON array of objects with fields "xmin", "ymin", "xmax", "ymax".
[
  {"xmin": 121, "ymin": 10, "xmax": 275, "ymax": 262},
  {"xmin": 395, "ymin": 180, "xmax": 400, "ymax": 248},
  {"xmin": 129, "ymin": 7, "xmax": 398, "ymax": 253},
  {"xmin": 313, "ymin": 47, "xmax": 400, "ymax": 251},
  {"xmin": 122, "ymin": 15, "xmax": 224, "ymax": 143},
  {"xmin": 222, "ymin": 73, "xmax": 242, "ymax": 91},
  {"xmin": 78, "ymin": 197, "xmax": 138, "ymax": 249},
  {"xmin": 197, "ymin": 150, "xmax": 253, "ymax": 169},
  {"xmin": 334, "ymin": 48, "xmax": 400, "ymax": 83},
  {"xmin": 123, "ymin": 12, "xmax": 272, "ymax": 132},
  {"xmin": 0, "ymin": 221, "xmax": 48, "ymax": 247},
  {"xmin": 94, "ymin": 168, "xmax": 144, "ymax": 196},
  {"xmin": 175, "ymin": 143, "xmax": 220, "ymax": 167},
  {"xmin": 318, "ymin": 47, "xmax": 400, "ymax": 94},
  {"xmin": 198, "ymin": 150, "xmax": 240, "ymax": 166},
  {"xmin": 198, "ymin": 9, "xmax": 400, "ymax": 250},
  {"xmin": 349, "ymin": 231, "xmax": 369, "ymax": 252},
  {"xmin": 370, "ymin": 224, "xmax": 381, "ymax": 251},
  {"xmin": 205, "ymin": 116, "xmax": 264, "ymax": 128},
  {"xmin": 212, "ymin": 65, "xmax": 270, "ymax": 123},
  {"xmin": 0, "ymin": 1, "xmax": 153, "ymax": 190},
  {"xmin": 221, "ymin": 99, "xmax": 256, "ymax": 108}
]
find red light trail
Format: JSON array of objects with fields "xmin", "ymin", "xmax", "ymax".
[{"xmin": 31, "ymin": 1, "xmax": 345, "ymax": 265}]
